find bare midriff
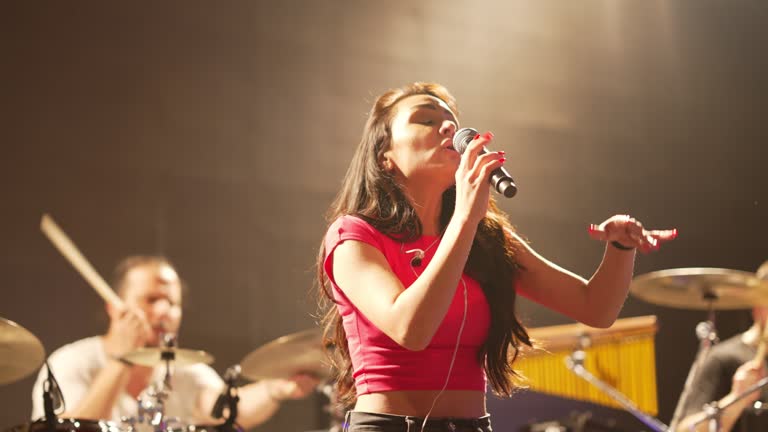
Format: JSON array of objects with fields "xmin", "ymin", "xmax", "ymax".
[{"xmin": 354, "ymin": 390, "xmax": 487, "ymax": 418}]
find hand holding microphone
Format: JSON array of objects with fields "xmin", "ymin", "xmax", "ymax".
[{"xmin": 453, "ymin": 128, "xmax": 517, "ymax": 198}]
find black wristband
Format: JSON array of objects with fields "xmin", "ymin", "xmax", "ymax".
[
  {"xmin": 610, "ymin": 241, "xmax": 635, "ymax": 251},
  {"xmin": 109, "ymin": 354, "xmax": 133, "ymax": 366}
]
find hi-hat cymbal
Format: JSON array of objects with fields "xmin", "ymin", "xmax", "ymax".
[
  {"xmin": 630, "ymin": 267, "xmax": 768, "ymax": 310},
  {"xmin": 121, "ymin": 347, "xmax": 214, "ymax": 367},
  {"xmin": 240, "ymin": 328, "xmax": 330, "ymax": 381},
  {"xmin": 0, "ymin": 317, "xmax": 45, "ymax": 385}
]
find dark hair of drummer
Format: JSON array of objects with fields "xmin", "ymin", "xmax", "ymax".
[
  {"xmin": 112, "ymin": 255, "xmax": 186, "ymax": 300},
  {"xmin": 315, "ymin": 82, "xmax": 532, "ymax": 406}
]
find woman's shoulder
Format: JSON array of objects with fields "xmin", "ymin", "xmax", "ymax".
[
  {"xmin": 327, "ymin": 214, "xmax": 380, "ymax": 236},
  {"xmin": 325, "ymin": 214, "xmax": 393, "ymax": 253}
]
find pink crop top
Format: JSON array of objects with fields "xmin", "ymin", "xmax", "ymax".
[{"xmin": 323, "ymin": 215, "xmax": 491, "ymax": 395}]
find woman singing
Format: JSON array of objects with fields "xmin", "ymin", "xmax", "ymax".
[{"xmin": 317, "ymin": 82, "xmax": 676, "ymax": 432}]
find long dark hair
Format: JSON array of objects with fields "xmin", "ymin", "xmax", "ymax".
[{"xmin": 316, "ymin": 82, "xmax": 531, "ymax": 406}]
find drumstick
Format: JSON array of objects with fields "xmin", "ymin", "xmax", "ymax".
[{"xmin": 40, "ymin": 214, "xmax": 124, "ymax": 310}]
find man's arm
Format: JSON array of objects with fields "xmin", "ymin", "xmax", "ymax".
[
  {"xmin": 196, "ymin": 375, "xmax": 318, "ymax": 428},
  {"xmin": 677, "ymin": 359, "xmax": 765, "ymax": 432},
  {"xmin": 61, "ymin": 359, "xmax": 133, "ymax": 419},
  {"xmin": 31, "ymin": 343, "xmax": 131, "ymax": 420}
]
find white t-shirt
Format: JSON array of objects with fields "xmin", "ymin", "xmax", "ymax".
[{"xmin": 31, "ymin": 336, "xmax": 224, "ymax": 423}]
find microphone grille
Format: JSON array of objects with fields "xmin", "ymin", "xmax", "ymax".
[{"xmin": 452, "ymin": 127, "xmax": 479, "ymax": 154}]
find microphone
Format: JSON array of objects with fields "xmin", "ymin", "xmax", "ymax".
[
  {"xmin": 453, "ymin": 127, "xmax": 517, "ymax": 198},
  {"xmin": 406, "ymin": 248, "xmax": 425, "ymax": 267},
  {"xmin": 211, "ymin": 365, "xmax": 241, "ymax": 426},
  {"xmin": 42, "ymin": 361, "xmax": 64, "ymax": 426}
]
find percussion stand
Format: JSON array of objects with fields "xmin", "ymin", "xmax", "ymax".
[
  {"xmin": 565, "ymin": 344, "xmax": 669, "ymax": 432},
  {"xmin": 668, "ymin": 300, "xmax": 719, "ymax": 432}
]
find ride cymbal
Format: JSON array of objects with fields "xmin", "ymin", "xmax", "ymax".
[
  {"xmin": 0, "ymin": 317, "xmax": 45, "ymax": 385},
  {"xmin": 240, "ymin": 328, "xmax": 330, "ymax": 381},
  {"xmin": 630, "ymin": 267, "xmax": 768, "ymax": 310}
]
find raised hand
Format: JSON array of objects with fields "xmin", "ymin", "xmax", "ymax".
[
  {"xmin": 588, "ymin": 214, "xmax": 677, "ymax": 254},
  {"xmin": 731, "ymin": 359, "xmax": 767, "ymax": 405},
  {"xmin": 453, "ymin": 131, "xmax": 505, "ymax": 225},
  {"xmin": 107, "ymin": 307, "xmax": 152, "ymax": 357}
]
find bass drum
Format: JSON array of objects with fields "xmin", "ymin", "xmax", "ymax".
[{"xmin": 4, "ymin": 419, "xmax": 124, "ymax": 432}]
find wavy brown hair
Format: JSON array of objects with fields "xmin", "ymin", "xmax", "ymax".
[{"xmin": 316, "ymin": 82, "xmax": 532, "ymax": 407}]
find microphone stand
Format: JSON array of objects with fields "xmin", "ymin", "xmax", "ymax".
[
  {"xmin": 565, "ymin": 345, "xmax": 668, "ymax": 432},
  {"xmin": 42, "ymin": 361, "xmax": 63, "ymax": 432},
  {"xmin": 211, "ymin": 365, "xmax": 242, "ymax": 432}
]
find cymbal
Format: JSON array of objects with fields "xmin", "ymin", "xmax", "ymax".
[
  {"xmin": 630, "ymin": 267, "xmax": 768, "ymax": 310},
  {"xmin": 240, "ymin": 328, "xmax": 330, "ymax": 381},
  {"xmin": 0, "ymin": 317, "xmax": 45, "ymax": 385},
  {"xmin": 121, "ymin": 347, "xmax": 214, "ymax": 367}
]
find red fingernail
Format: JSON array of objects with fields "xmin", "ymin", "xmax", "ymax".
[
  {"xmin": 499, "ymin": 158, "xmax": 506, "ymax": 163},
  {"xmin": 498, "ymin": 151, "xmax": 506, "ymax": 155},
  {"xmin": 484, "ymin": 132, "xmax": 493, "ymax": 140},
  {"xmin": 588, "ymin": 224, "xmax": 597, "ymax": 233},
  {"xmin": 473, "ymin": 134, "xmax": 481, "ymax": 140},
  {"xmin": 672, "ymin": 229, "xmax": 678, "ymax": 238}
]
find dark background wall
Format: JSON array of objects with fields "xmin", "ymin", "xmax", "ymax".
[{"xmin": 1, "ymin": 1, "xmax": 766, "ymax": 431}]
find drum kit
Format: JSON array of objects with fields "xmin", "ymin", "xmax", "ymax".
[
  {"xmin": 0, "ymin": 321, "xmax": 337, "ymax": 432},
  {"xmin": 0, "ymin": 214, "xmax": 342, "ymax": 432}
]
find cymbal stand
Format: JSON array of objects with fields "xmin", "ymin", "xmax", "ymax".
[
  {"xmin": 136, "ymin": 333, "xmax": 177, "ymax": 432},
  {"xmin": 565, "ymin": 345, "xmax": 668, "ymax": 432},
  {"xmin": 690, "ymin": 376, "xmax": 768, "ymax": 432},
  {"xmin": 668, "ymin": 301, "xmax": 719, "ymax": 432}
]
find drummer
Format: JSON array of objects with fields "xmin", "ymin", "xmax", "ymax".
[
  {"xmin": 30, "ymin": 255, "xmax": 318, "ymax": 427},
  {"xmin": 677, "ymin": 260, "xmax": 768, "ymax": 432}
]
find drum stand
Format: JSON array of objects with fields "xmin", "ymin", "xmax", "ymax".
[
  {"xmin": 565, "ymin": 347, "xmax": 669, "ymax": 432},
  {"xmin": 668, "ymin": 302, "xmax": 719, "ymax": 432}
]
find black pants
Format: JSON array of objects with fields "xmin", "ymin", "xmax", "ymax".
[{"xmin": 343, "ymin": 411, "xmax": 492, "ymax": 432}]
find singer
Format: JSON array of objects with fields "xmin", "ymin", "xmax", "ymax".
[{"xmin": 316, "ymin": 82, "xmax": 678, "ymax": 431}]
